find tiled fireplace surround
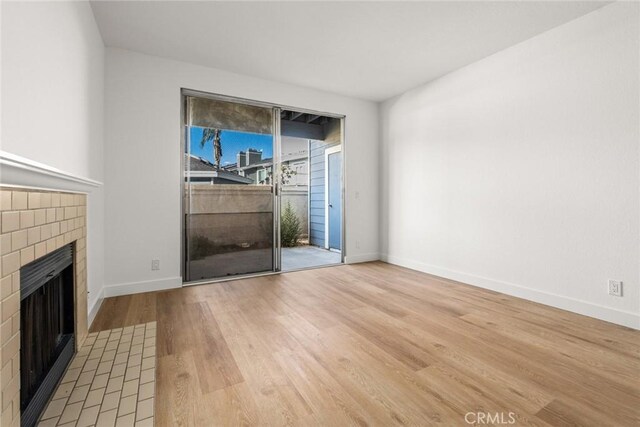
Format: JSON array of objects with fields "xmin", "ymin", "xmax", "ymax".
[{"xmin": 0, "ymin": 187, "xmax": 89, "ymax": 427}]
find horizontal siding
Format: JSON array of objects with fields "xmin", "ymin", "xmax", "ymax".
[
  {"xmin": 309, "ymin": 162, "xmax": 325, "ymax": 174},
  {"xmin": 310, "ymin": 180, "xmax": 325, "ymax": 190},
  {"xmin": 309, "ymin": 200, "xmax": 324, "ymax": 209},
  {"xmin": 310, "ymin": 180, "xmax": 325, "ymax": 191},
  {"xmin": 310, "ymin": 224, "xmax": 324, "ymax": 233},
  {"xmin": 309, "ymin": 140, "xmax": 331, "ymax": 247}
]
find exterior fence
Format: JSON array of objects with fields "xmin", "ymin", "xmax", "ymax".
[
  {"xmin": 281, "ymin": 187, "xmax": 309, "ymax": 238},
  {"xmin": 185, "ymin": 184, "xmax": 309, "ymax": 253}
]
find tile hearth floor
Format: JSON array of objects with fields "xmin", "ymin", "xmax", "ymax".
[{"xmin": 38, "ymin": 322, "xmax": 156, "ymax": 427}]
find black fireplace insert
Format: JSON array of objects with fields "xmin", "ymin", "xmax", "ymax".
[{"xmin": 20, "ymin": 243, "xmax": 75, "ymax": 427}]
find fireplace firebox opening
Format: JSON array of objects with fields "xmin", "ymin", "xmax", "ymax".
[{"xmin": 19, "ymin": 243, "xmax": 75, "ymax": 427}]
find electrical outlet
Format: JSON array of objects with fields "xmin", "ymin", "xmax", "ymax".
[
  {"xmin": 151, "ymin": 259, "xmax": 160, "ymax": 271},
  {"xmin": 356, "ymin": 240, "xmax": 360, "ymax": 249},
  {"xmin": 608, "ymin": 280, "xmax": 622, "ymax": 297}
]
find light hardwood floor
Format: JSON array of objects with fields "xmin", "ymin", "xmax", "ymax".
[{"xmin": 91, "ymin": 262, "xmax": 640, "ymax": 426}]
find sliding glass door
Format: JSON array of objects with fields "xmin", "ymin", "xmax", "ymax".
[
  {"xmin": 184, "ymin": 95, "xmax": 278, "ymax": 281},
  {"xmin": 183, "ymin": 91, "xmax": 345, "ymax": 283}
]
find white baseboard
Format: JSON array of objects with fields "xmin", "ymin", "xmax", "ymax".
[
  {"xmin": 381, "ymin": 254, "xmax": 639, "ymax": 330},
  {"xmin": 345, "ymin": 252, "xmax": 380, "ymax": 264},
  {"xmin": 88, "ymin": 287, "xmax": 105, "ymax": 329},
  {"xmin": 104, "ymin": 276, "xmax": 182, "ymax": 298}
]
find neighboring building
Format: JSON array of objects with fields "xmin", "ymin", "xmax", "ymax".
[
  {"xmin": 222, "ymin": 141, "xmax": 309, "ymax": 187},
  {"xmin": 237, "ymin": 148, "xmax": 263, "ymax": 168},
  {"xmin": 184, "ymin": 153, "xmax": 253, "ymax": 184}
]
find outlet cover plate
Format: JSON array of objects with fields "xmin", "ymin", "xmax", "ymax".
[{"xmin": 608, "ymin": 280, "xmax": 622, "ymax": 297}]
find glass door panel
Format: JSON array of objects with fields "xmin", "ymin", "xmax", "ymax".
[
  {"xmin": 184, "ymin": 96, "xmax": 276, "ymax": 281},
  {"xmin": 278, "ymin": 111, "xmax": 344, "ymax": 271}
]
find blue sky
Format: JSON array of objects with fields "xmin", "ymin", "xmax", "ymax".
[{"xmin": 189, "ymin": 127, "xmax": 273, "ymax": 166}]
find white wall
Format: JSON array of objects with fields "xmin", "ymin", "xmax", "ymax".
[
  {"xmin": 104, "ymin": 48, "xmax": 379, "ymax": 295},
  {"xmin": 1, "ymin": 1, "xmax": 106, "ymax": 321},
  {"xmin": 380, "ymin": 2, "xmax": 639, "ymax": 328}
]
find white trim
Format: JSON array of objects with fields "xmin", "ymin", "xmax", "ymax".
[
  {"xmin": 324, "ymin": 145, "xmax": 342, "ymax": 250},
  {"xmin": 87, "ymin": 287, "xmax": 105, "ymax": 329},
  {"xmin": 345, "ymin": 253, "xmax": 380, "ymax": 264},
  {"xmin": 0, "ymin": 151, "xmax": 103, "ymax": 187},
  {"xmin": 381, "ymin": 254, "xmax": 640, "ymax": 330},
  {"xmin": 307, "ymin": 140, "xmax": 312, "ymax": 240},
  {"xmin": 274, "ymin": 106, "xmax": 282, "ymax": 272},
  {"xmin": 103, "ymin": 276, "xmax": 182, "ymax": 297}
]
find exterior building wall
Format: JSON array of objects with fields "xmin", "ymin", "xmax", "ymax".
[{"xmin": 309, "ymin": 140, "xmax": 339, "ymax": 248}]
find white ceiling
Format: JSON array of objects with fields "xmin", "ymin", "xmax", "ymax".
[{"xmin": 90, "ymin": 1, "xmax": 609, "ymax": 101}]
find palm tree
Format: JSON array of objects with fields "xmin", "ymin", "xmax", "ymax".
[{"xmin": 200, "ymin": 128, "xmax": 222, "ymax": 169}]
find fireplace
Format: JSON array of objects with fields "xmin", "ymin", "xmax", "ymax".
[
  {"xmin": 19, "ymin": 243, "xmax": 75, "ymax": 427},
  {"xmin": 0, "ymin": 187, "xmax": 89, "ymax": 427}
]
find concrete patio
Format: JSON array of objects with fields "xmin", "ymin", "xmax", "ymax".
[{"xmin": 282, "ymin": 245, "xmax": 341, "ymax": 271}]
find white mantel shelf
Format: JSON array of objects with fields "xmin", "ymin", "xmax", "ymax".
[{"xmin": 0, "ymin": 151, "xmax": 103, "ymax": 193}]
